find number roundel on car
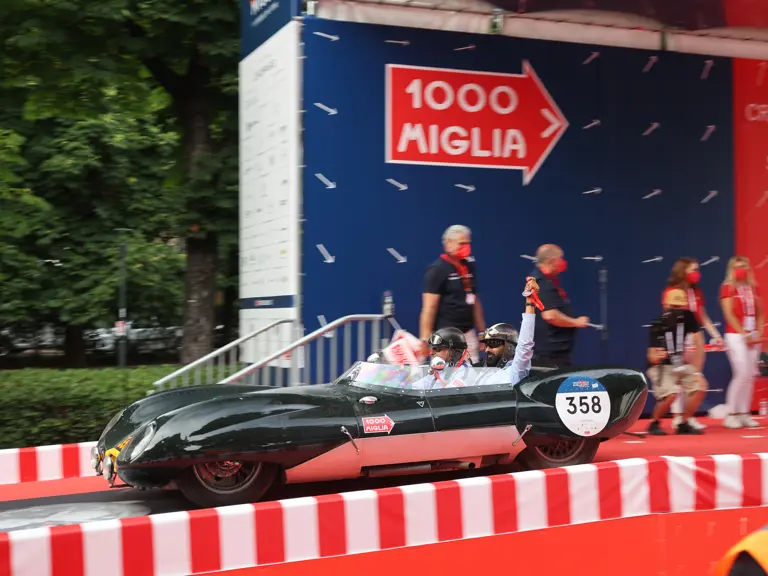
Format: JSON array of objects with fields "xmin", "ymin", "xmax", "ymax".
[{"xmin": 554, "ymin": 376, "xmax": 611, "ymax": 437}]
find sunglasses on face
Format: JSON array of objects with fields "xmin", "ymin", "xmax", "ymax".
[{"xmin": 482, "ymin": 339, "xmax": 505, "ymax": 349}]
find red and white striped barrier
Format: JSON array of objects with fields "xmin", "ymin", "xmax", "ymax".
[
  {"xmin": 1, "ymin": 453, "xmax": 767, "ymax": 576},
  {"xmin": 0, "ymin": 442, "xmax": 97, "ymax": 485}
]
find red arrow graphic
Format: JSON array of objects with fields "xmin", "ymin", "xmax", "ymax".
[
  {"xmin": 362, "ymin": 414, "xmax": 396, "ymax": 434},
  {"xmin": 386, "ymin": 61, "xmax": 568, "ymax": 184}
]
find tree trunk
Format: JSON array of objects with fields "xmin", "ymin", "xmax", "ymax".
[
  {"xmin": 181, "ymin": 236, "xmax": 218, "ymax": 364},
  {"xmin": 64, "ymin": 325, "xmax": 87, "ymax": 368},
  {"xmin": 221, "ymin": 246, "xmax": 238, "ymax": 343}
]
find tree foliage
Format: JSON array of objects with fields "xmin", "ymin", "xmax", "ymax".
[{"xmin": 0, "ymin": 0, "xmax": 241, "ymax": 364}]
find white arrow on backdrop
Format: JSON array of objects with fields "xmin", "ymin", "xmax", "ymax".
[
  {"xmin": 520, "ymin": 254, "xmax": 537, "ymax": 261},
  {"xmin": 701, "ymin": 256, "xmax": 720, "ymax": 267},
  {"xmin": 643, "ymin": 256, "xmax": 664, "ymax": 263},
  {"xmin": 701, "ymin": 59, "xmax": 714, "ymax": 79},
  {"xmin": 583, "ymin": 187, "xmax": 602, "ymax": 195},
  {"xmin": 583, "ymin": 51, "xmax": 600, "ymax": 65},
  {"xmin": 317, "ymin": 315, "xmax": 335, "ymax": 338},
  {"xmin": 643, "ymin": 189, "xmax": 662, "ymax": 200},
  {"xmin": 701, "ymin": 125, "xmax": 716, "ymax": 141},
  {"xmin": 583, "ymin": 256, "xmax": 603, "ymax": 262},
  {"xmin": 316, "ymin": 244, "xmax": 335, "ymax": 263},
  {"xmin": 313, "ymin": 103, "xmax": 337, "ymax": 115},
  {"xmin": 455, "ymin": 184, "xmax": 475, "ymax": 192},
  {"xmin": 385, "ymin": 40, "xmax": 410, "ymax": 45},
  {"xmin": 701, "ymin": 190, "xmax": 718, "ymax": 204},
  {"xmin": 313, "ymin": 31, "xmax": 339, "ymax": 41},
  {"xmin": 643, "ymin": 122, "xmax": 660, "ymax": 136},
  {"xmin": 387, "ymin": 248, "xmax": 408, "ymax": 263},
  {"xmin": 315, "ymin": 173, "xmax": 336, "ymax": 189},
  {"xmin": 454, "ymin": 45, "xmax": 475, "ymax": 51},
  {"xmin": 643, "ymin": 55, "xmax": 658, "ymax": 73},
  {"xmin": 386, "ymin": 178, "xmax": 408, "ymax": 191},
  {"xmin": 582, "ymin": 119, "xmax": 601, "ymax": 130}
]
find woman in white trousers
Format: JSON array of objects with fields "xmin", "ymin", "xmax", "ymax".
[{"xmin": 720, "ymin": 256, "xmax": 764, "ymax": 429}]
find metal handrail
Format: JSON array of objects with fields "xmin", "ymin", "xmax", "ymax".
[
  {"xmin": 153, "ymin": 319, "xmax": 295, "ymax": 389},
  {"xmin": 219, "ymin": 314, "xmax": 391, "ymax": 385}
]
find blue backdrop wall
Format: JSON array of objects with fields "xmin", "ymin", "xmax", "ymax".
[{"xmin": 300, "ymin": 17, "xmax": 735, "ymax": 407}]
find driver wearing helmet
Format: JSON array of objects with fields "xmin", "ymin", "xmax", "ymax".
[{"xmin": 412, "ymin": 278, "xmax": 539, "ymax": 389}]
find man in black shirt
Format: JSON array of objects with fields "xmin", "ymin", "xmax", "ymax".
[
  {"xmin": 419, "ymin": 225, "xmax": 486, "ymax": 363},
  {"xmin": 529, "ymin": 244, "xmax": 589, "ymax": 367},
  {"xmin": 646, "ymin": 288, "xmax": 709, "ymax": 435}
]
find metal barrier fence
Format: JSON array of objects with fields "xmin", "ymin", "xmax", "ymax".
[
  {"xmin": 152, "ymin": 314, "xmax": 396, "ymax": 391},
  {"xmin": 219, "ymin": 314, "xmax": 395, "ymax": 387},
  {"xmin": 152, "ymin": 319, "xmax": 295, "ymax": 390}
]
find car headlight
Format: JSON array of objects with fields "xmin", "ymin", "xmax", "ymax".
[
  {"xmin": 102, "ymin": 409, "xmax": 125, "ymax": 436},
  {"xmin": 123, "ymin": 422, "xmax": 156, "ymax": 462}
]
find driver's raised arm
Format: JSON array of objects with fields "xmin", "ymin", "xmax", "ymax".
[{"xmin": 503, "ymin": 280, "xmax": 538, "ymax": 385}]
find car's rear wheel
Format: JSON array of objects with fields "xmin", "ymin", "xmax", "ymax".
[
  {"xmin": 517, "ymin": 438, "xmax": 600, "ymax": 470},
  {"xmin": 177, "ymin": 461, "xmax": 279, "ymax": 508}
]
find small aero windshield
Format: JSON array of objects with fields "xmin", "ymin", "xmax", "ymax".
[{"xmin": 337, "ymin": 362, "xmax": 514, "ymax": 390}]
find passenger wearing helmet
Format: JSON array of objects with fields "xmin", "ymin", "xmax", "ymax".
[
  {"xmin": 412, "ymin": 278, "xmax": 538, "ymax": 389},
  {"xmin": 475, "ymin": 278, "xmax": 538, "ymax": 385}
]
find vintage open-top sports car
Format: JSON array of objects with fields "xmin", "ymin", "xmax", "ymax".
[{"xmin": 92, "ymin": 361, "xmax": 648, "ymax": 508}]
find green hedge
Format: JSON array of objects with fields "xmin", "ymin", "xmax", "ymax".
[{"xmin": 0, "ymin": 365, "xmax": 180, "ymax": 449}]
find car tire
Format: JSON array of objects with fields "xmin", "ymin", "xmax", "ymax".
[
  {"xmin": 176, "ymin": 461, "xmax": 279, "ymax": 508},
  {"xmin": 517, "ymin": 438, "xmax": 600, "ymax": 470}
]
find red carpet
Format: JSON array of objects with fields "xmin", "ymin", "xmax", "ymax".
[{"xmin": 597, "ymin": 415, "xmax": 768, "ymax": 461}]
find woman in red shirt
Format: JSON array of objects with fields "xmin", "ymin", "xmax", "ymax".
[
  {"xmin": 663, "ymin": 257, "xmax": 723, "ymax": 430},
  {"xmin": 720, "ymin": 256, "xmax": 764, "ymax": 429}
]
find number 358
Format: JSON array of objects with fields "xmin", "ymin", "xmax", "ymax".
[{"xmin": 566, "ymin": 395, "xmax": 602, "ymax": 414}]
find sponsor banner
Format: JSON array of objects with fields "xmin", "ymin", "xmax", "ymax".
[
  {"xmin": 732, "ymin": 57, "xmax": 768, "ymax": 294},
  {"xmin": 385, "ymin": 63, "xmax": 568, "ymax": 184},
  {"xmin": 239, "ymin": 20, "xmax": 301, "ymax": 365}
]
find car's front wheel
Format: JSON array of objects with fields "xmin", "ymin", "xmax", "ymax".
[
  {"xmin": 176, "ymin": 461, "xmax": 279, "ymax": 508},
  {"xmin": 517, "ymin": 438, "xmax": 600, "ymax": 470}
]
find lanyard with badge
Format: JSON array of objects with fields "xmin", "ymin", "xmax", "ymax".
[
  {"xmin": 664, "ymin": 315, "xmax": 686, "ymax": 372},
  {"xmin": 738, "ymin": 286, "xmax": 756, "ymax": 332},
  {"xmin": 440, "ymin": 254, "xmax": 475, "ymax": 305}
]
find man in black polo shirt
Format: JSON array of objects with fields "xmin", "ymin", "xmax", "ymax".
[
  {"xmin": 419, "ymin": 224, "xmax": 486, "ymax": 363},
  {"xmin": 530, "ymin": 244, "xmax": 589, "ymax": 367}
]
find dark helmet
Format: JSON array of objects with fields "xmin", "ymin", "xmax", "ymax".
[
  {"xmin": 428, "ymin": 327, "xmax": 467, "ymax": 366},
  {"xmin": 480, "ymin": 323, "xmax": 519, "ymax": 368}
]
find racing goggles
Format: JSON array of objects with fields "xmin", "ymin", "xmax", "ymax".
[
  {"xmin": 482, "ymin": 338, "xmax": 506, "ymax": 349},
  {"xmin": 428, "ymin": 333, "xmax": 450, "ymax": 349}
]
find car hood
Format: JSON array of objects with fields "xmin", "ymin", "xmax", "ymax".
[
  {"xmin": 100, "ymin": 384, "xmax": 273, "ymax": 449},
  {"xmin": 115, "ymin": 384, "xmax": 357, "ymax": 465}
]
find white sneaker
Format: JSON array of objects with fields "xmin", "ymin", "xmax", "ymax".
[
  {"xmin": 688, "ymin": 417, "xmax": 707, "ymax": 430},
  {"xmin": 673, "ymin": 415, "xmax": 706, "ymax": 430},
  {"xmin": 740, "ymin": 414, "xmax": 760, "ymax": 428},
  {"xmin": 724, "ymin": 414, "xmax": 743, "ymax": 429}
]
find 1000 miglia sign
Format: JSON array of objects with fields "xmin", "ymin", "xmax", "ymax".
[{"xmin": 385, "ymin": 62, "xmax": 568, "ymax": 184}]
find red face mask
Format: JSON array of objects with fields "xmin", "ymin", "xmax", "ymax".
[
  {"xmin": 734, "ymin": 268, "xmax": 748, "ymax": 282},
  {"xmin": 557, "ymin": 258, "xmax": 568, "ymax": 274},
  {"xmin": 455, "ymin": 244, "xmax": 471, "ymax": 260},
  {"xmin": 687, "ymin": 271, "xmax": 701, "ymax": 284}
]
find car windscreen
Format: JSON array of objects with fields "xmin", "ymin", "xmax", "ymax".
[{"xmin": 337, "ymin": 361, "xmax": 514, "ymax": 390}]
